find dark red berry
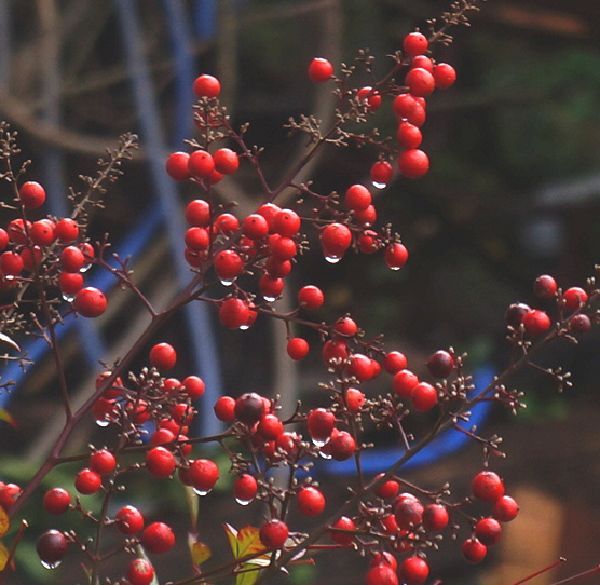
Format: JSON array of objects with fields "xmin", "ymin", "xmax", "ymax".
[
  {"xmin": 423, "ymin": 503, "xmax": 449, "ymax": 532},
  {"xmin": 366, "ymin": 564, "xmax": 398, "ymax": 585},
  {"xmin": 426, "ymin": 350, "xmax": 454, "ymax": 378},
  {"xmin": 37, "ymin": 530, "xmax": 68, "ymax": 565},
  {"xmin": 329, "ymin": 516, "xmax": 356, "ymax": 545},
  {"xmin": 522, "ymin": 309, "xmax": 551, "ymax": 336},
  {"xmin": 235, "ymin": 392, "xmax": 265, "ymax": 425}
]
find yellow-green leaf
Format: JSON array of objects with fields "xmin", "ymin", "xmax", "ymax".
[
  {"xmin": 0, "ymin": 541, "xmax": 9, "ymax": 572},
  {"xmin": 0, "ymin": 508, "xmax": 9, "ymax": 538},
  {"xmin": 0, "ymin": 410, "xmax": 16, "ymax": 429},
  {"xmin": 236, "ymin": 562, "xmax": 264, "ymax": 585},
  {"xmin": 223, "ymin": 524, "xmax": 266, "ymax": 560},
  {"xmin": 188, "ymin": 533, "xmax": 211, "ymax": 566}
]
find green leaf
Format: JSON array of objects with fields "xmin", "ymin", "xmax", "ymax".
[
  {"xmin": 188, "ymin": 533, "xmax": 211, "ymax": 566},
  {"xmin": 223, "ymin": 524, "xmax": 266, "ymax": 559}
]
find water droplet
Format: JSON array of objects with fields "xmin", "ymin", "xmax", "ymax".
[
  {"xmin": 311, "ymin": 437, "xmax": 329, "ymax": 448},
  {"xmin": 80, "ymin": 262, "xmax": 92, "ymax": 273},
  {"xmin": 388, "ymin": 265, "xmax": 401, "ymax": 271},
  {"xmin": 41, "ymin": 560, "xmax": 61, "ymax": 570},
  {"xmin": 62, "ymin": 293, "xmax": 75, "ymax": 302},
  {"xmin": 239, "ymin": 324, "xmax": 249, "ymax": 331},
  {"xmin": 4, "ymin": 275, "xmax": 15, "ymax": 281},
  {"xmin": 325, "ymin": 255, "xmax": 341, "ymax": 264},
  {"xmin": 319, "ymin": 451, "xmax": 332, "ymax": 460},
  {"xmin": 263, "ymin": 295, "xmax": 276, "ymax": 302},
  {"xmin": 219, "ymin": 277, "xmax": 236, "ymax": 287},
  {"xmin": 193, "ymin": 488, "xmax": 212, "ymax": 496},
  {"xmin": 235, "ymin": 497, "xmax": 253, "ymax": 506},
  {"xmin": 372, "ymin": 180, "xmax": 387, "ymax": 189},
  {"xmin": 95, "ymin": 418, "xmax": 110, "ymax": 427}
]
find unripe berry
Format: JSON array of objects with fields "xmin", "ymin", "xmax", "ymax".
[
  {"xmin": 400, "ymin": 556, "xmax": 429, "ymax": 585},
  {"xmin": 385, "ymin": 243, "xmax": 409, "ymax": 270},
  {"xmin": 75, "ymin": 468, "xmax": 101, "ymax": 494},
  {"xmin": 149, "ymin": 342, "xmax": 177, "ymax": 370},
  {"xmin": 214, "ymin": 396, "xmax": 236, "ymax": 422},
  {"xmin": 166, "ymin": 152, "xmax": 191, "ymax": 181},
  {"xmin": 297, "ymin": 486, "xmax": 326, "ymax": 516},
  {"xmin": 193, "ymin": 74, "xmax": 221, "ymax": 98},
  {"xmin": 475, "ymin": 517, "xmax": 502, "ymax": 546},
  {"xmin": 127, "ymin": 558, "xmax": 155, "ymax": 585},
  {"xmin": 427, "ymin": 350, "xmax": 454, "ymax": 378},
  {"xmin": 472, "ymin": 471, "xmax": 505, "ymax": 503},
  {"xmin": 330, "ymin": 516, "xmax": 356, "ymax": 545},
  {"xmin": 37, "ymin": 530, "xmax": 68, "ymax": 565},
  {"xmin": 287, "ymin": 337, "xmax": 310, "ymax": 360},
  {"xmin": 142, "ymin": 521, "xmax": 175, "ymax": 554},
  {"xmin": 433, "ymin": 63, "xmax": 456, "ymax": 90},
  {"xmin": 43, "ymin": 488, "xmax": 71, "ymax": 515},
  {"xmin": 522, "ymin": 309, "xmax": 551, "ymax": 336},
  {"xmin": 90, "ymin": 449, "xmax": 116, "ymax": 475},
  {"xmin": 146, "ymin": 447, "xmax": 176, "ymax": 478},
  {"xmin": 298, "ymin": 285, "xmax": 324, "ymax": 310},
  {"xmin": 405, "ymin": 67, "xmax": 435, "ymax": 97},
  {"xmin": 492, "ymin": 495, "xmax": 519, "ymax": 522},
  {"xmin": 116, "ymin": 505, "xmax": 145, "ymax": 534},
  {"xmin": 403, "ymin": 32, "xmax": 428, "ymax": 56},
  {"xmin": 398, "ymin": 149, "xmax": 429, "ymax": 179},
  {"xmin": 19, "ymin": 181, "xmax": 46, "ymax": 209},
  {"xmin": 308, "ymin": 57, "xmax": 333, "ymax": 82},
  {"xmin": 259, "ymin": 519, "xmax": 288, "ymax": 548},
  {"xmin": 462, "ymin": 538, "xmax": 487, "ymax": 563},
  {"xmin": 73, "ymin": 287, "xmax": 107, "ymax": 318}
]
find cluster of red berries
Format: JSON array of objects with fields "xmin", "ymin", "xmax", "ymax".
[{"xmin": 0, "ymin": 180, "xmax": 107, "ymax": 318}]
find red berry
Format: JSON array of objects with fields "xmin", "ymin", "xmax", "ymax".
[
  {"xmin": 505, "ymin": 302, "xmax": 531, "ymax": 328},
  {"xmin": 149, "ymin": 342, "xmax": 177, "ymax": 370},
  {"xmin": 308, "ymin": 57, "xmax": 333, "ymax": 83},
  {"xmin": 55, "ymin": 218, "xmax": 79, "ymax": 242},
  {"xmin": 116, "ymin": 505, "xmax": 145, "ymax": 534},
  {"xmin": 323, "ymin": 339, "xmax": 348, "ymax": 363},
  {"xmin": 182, "ymin": 376, "xmax": 205, "ymax": 399},
  {"xmin": 186, "ymin": 200, "xmax": 210, "ymax": 227},
  {"xmin": 493, "ymin": 495, "xmax": 519, "ymax": 522},
  {"xmin": 127, "ymin": 558, "xmax": 155, "ymax": 585},
  {"xmin": 297, "ymin": 486, "xmax": 326, "ymax": 516},
  {"xmin": 393, "ymin": 94, "xmax": 426, "ymax": 127},
  {"xmin": 265, "ymin": 256, "xmax": 292, "ymax": 278},
  {"xmin": 58, "ymin": 272, "xmax": 84, "ymax": 296},
  {"xmin": 287, "ymin": 337, "xmax": 310, "ymax": 360},
  {"xmin": 0, "ymin": 483, "xmax": 21, "ymax": 510},
  {"xmin": 400, "ymin": 556, "xmax": 429, "ymax": 585},
  {"xmin": 344, "ymin": 387, "xmax": 366, "ymax": 412},
  {"xmin": 257, "ymin": 414, "xmax": 284, "ymax": 440},
  {"xmin": 328, "ymin": 430, "xmax": 356, "ymax": 461},
  {"xmin": 0, "ymin": 229, "xmax": 8, "ymax": 250},
  {"xmin": 307, "ymin": 408, "xmax": 335, "ymax": 441},
  {"xmin": 405, "ymin": 67, "xmax": 435, "ymax": 97},
  {"xmin": 75, "ymin": 468, "xmax": 101, "ymax": 494},
  {"xmin": 61, "ymin": 246, "xmax": 85, "ymax": 272},
  {"xmin": 73, "ymin": 287, "xmax": 107, "ymax": 318},
  {"xmin": 377, "ymin": 479, "xmax": 400, "ymax": 499},
  {"xmin": 235, "ymin": 392, "xmax": 265, "ymax": 425},
  {"xmin": 423, "ymin": 503, "xmax": 449, "ymax": 532},
  {"xmin": 381, "ymin": 513, "xmax": 399, "ymax": 534},
  {"xmin": 185, "ymin": 227, "xmax": 209, "ymax": 251},
  {"xmin": 411, "ymin": 55, "xmax": 433, "ymax": 72},
  {"xmin": 256, "ymin": 203, "xmax": 282, "ymax": 231},
  {"xmin": 335, "ymin": 315, "xmax": 358, "ymax": 337},
  {"xmin": 90, "ymin": 449, "xmax": 116, "ymax": 475},
  {"xmin": 396, "ymin": 121, "xmax": 422, "ymax": 149},
  {"xmin": 366, "ymin": 564, "xmax": 398, "ymax": 585},
  {"xmin": 426, "ymin": 350, "xmax": 454, "ymax": 378},
  {"xmin": 19, "ymin": 181, "xmax": 46, "ymax": 209},
  {"xmin": 371, "ymin": 552, "xmax": 398, "ymax": 571},
  {"xmin": 37, "ymin": 530, "xmax": 68, "ymax": 565},
  {"xmin": 370, "ymin": 161, "xmax": 393, "ymax": 187},
  {"xmin": 475, "ymin": 517, "xmax": 502, "ymax": 546},
  {"xmin": 522, "ymin": 309, "xmax": 551, "ymax": 336},
  {"xmin": 348, "ymin": 353, "xmax": 374, "ymax": 382},
  {"xmin": 298, "ymin": 285, "xmax": 324, "ymax": 310},
  {"xmin": 322, "ymin": 223, "xmax": 352, "ymax": 258},
  {"xmin": 193, "ymin": 74, "xmax": 221, "ymax": 98},
  {"xmin": 146, "ymin": 447, "xmax": 176, "ymax": 478},
  {"xmin": 0, "ymin": 251, "xmax": 24, "ymax": 276},
  {"xmin": 243, "ymin": 214, "xmax": 269, "ymax": 240},
  {"xmin": 403, "ymin": 32, "xmax": 428, "ymax": 56},
  {"xmin": 260, "ymin": 519, "xmax": 288, "ymax": 548},
  {"xmin": 534, "ymin": 274, "xmax": 558, "ymax": 299},
  {"xmin": 166, "ymin": 152, "xmax": 191, "ymax": 181},
  {"xmin": 384, "ymin": 352, "xmax": 408, "ymax": 374},
  {"xmin": 214, "ymin": 213, "xmax": 239, "ymax": 234},
  {"xmin": 7, "ymin": 218, "xmax": 31, "ymax": 244},
  {"xmin": 357, "ymin": 230, "xmax": 380, "ymax": 254},
  {"xmin": 395, "ymin": 497, "xmax": 424, "ymax": 529},
  {"xmin": 219, "ymin": 298, "xmax": 250, "ymax": 329},
  {"xmin": 393, "ymin": 369, "xmax": 419, "ymax": 399},
  {"xmin": 563, "ymin": 286, "xmax": 588, "ymax": 312},
  {"xmin": 398, "ymin": 149, "xmax": 429, "ymax": 179},
  {"xmin": 188, "ymin": 459, "xmax": 219, "ymax": 492},
  {"xmin": 260, "ymin": 274, "xmax": 284, "ymax": 300},
  {"xmin": 43, "ymin": 488, "xmax": 71, "ymax": 515},
  {"xmin": 472, "ymin": 471, "xmax": 505, "ymax": 503},
  {"xmin": 214, "ymin": 396, "xmax": 236, "ymax": 422},
  {"xmin": 352, "ymin": 203, "xmax": 376, "ymax": 226},
  {"xmin": 142, "ymin": 521, "xmax": 175, "ymax": 554},
  {"xmin": 188, "ymin": 150, "xmax": 215, "ymax": 179},
  {"xmin": 215, "ymin": 250, "xmax": 244, "ymax": 281},
  {"xmin": 412, "ymin": 382, "xmax": 438, "ymax": 412},
  {"xmin": 357, "ymin": 86, "xmax": 382, "ymax": 111},
  {"xmin": 385, "ymin": 243, "xmax": 409, "ymax": 270},
  {"xmin": 570, "ymin": 313, "xmax": 591, "ymax": 333},
  {"xmin": 273, "ymin": 209, "xmax": 301, "ymax": 236},
  {"xmin": 433, "ymin": 63, "xmax": 456, "ymax": 90},
  {"xmin": 462, "ymin": 538, "xmax": 487, "ymax": 563},
  {"xmin": 30, "ymin": 219, "xmax": 56, "ymax": 246},
  {"xmin": 345, "ymin": 184, "xmax": 372, "ymax": 211},
  {"xmin": 213, "ymin": 148, "xmax": 239, "ymax": 175},
  {"xmin": 269, "ymin": 234, "xmax": 297, "ymax": 259},
  {"xmin": 330, "ymin": 516, "xmax": 356, "ymax": 545},
  {"xmin": 234, "ymin": 474, "xmax": 258, "ymax": 503}
]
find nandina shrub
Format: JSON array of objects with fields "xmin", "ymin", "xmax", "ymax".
[{"xmin": 0, "ymin": 2, "xmax": 598, "ymax": 585}]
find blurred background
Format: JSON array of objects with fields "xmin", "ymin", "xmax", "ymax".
[{"xmin": 0, "ymin": 0, "xmax": 599, "ymax": 583}]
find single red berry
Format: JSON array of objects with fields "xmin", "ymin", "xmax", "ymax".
[
  {"xmin": 146, "ymin": 447, "xmax": 176, "ymax": 478},
  {"xmin": 214, "ymin": 396, "xmax": 236, "ymax": 422},
  {"xmin": 185, "ymin": 227, "xmax": 210, "ymax": 251},
  {"xmin": 273, "ymin": 208, "xmax": 301, "ymax": 236},
  {"xmin": 127, "ymin": 558, "xmax": 155, "ymax": 585},
  {"xmin": 344, "ymin": 387, "xmax": 366, "ymax": 412},
  {"xmin": 219, "ymin": 298, "xmax": 250, "ymax": 329},
  {"xmin": 427, "ymin": 350, "xmax": 454, "ymax": 378},
  {"xmin": 30, "ymin": 219, "xmax": 56, "ymax": 246},
  {"xmin": 475, "ymin": 517, "xmax": 502, "ymax": 546},
  {"xmin": 345, "ymin": 184, "xmax": 372, "ymax": 211},
  {"xmin": 297, "ymin": 486, "xmax": 326, "ymax": 516},
  {"xmin": 322, "ymin": 223, "xmax": 352, "ymax": 259},
  {"xmin": 570, "ymin": 313, "xmax": 591, "ymax": 333},
  {"xmin": 462, "ymin": 538, "xmax": 487, "ymax": 563},
  {"xmin": 142, "ymin": 521, "xmax": 175, "ymax": 554},
  {"xmin": 366, "ymin": 564, "xmax": 398, "ymax": 585},
  {"xmin": 286, "ymin": 337, "xmax": 310, "ymax": 360},
  {"xmin": 377, "ymin": 479, "xmax": 400, "ymax": 499},
  {"xmin": 348, "ymin": 353, "xmax": 374, "ymax": 382},
  {"xmin": 265, "ymin": 256, "xmax": 292, "ymax": 278},
  {"xmin": 149, "ymin": 342, "xmax": 177, "ymax": 370},
  {"xmin": 269, "ymin": 234, "xmax": 297, "ymax": 259},
  {"xmin": 370, "ymin": 161, "xmax": 394, "ymax": 187},
  {"xmin": 393, "ymin": 94, "xmax": 426, "ymax": 126},
  {"xmin": 43, "ymin": 488, "xmax": 71, "ymax": 515},
  {"xmin": 298, "ymin": 285, "xmax": 324, "ymax": 310},
  {"xmin": 433, "ymin": 63, "xmax": 456, "ymax": 89},
  {"xmin": 259, "ymin": 274, "xmax": 284, "ymax": 300},
  {"xmin": 400, "ymin": 556, "xmax": 429, "ymax": 585},
  {"xmin": 353, "ymin": 205, "xmax": 377, "ymax": 228},
  {"xmin": 357, "ymin": 230, "xmax": 380, "ymax": 254},
  {"xmin": 533, "ymin": 274, "xmax": 558, "ymax": 299},
  {"xmin": 166, "ymin": 151, "xmax": 191, "ymax": 181},
  {"xmin": 37, "ymin": 530, "xmax": 68, "ymax": 565},
  {"xmin": 243, "ymin": 214, "xmax": 269, "ymax": 240},
  {"xmin": 405, "ymin": 67, "xmax": 435, "ymax": 97},
  {"xmin": 395, "ymin": 497, "xmax": 424, "ymax": 529},
  {"xmin": 0, "ymin": 251, "xmax": 24, "ymax": 276},
  {"xmin": 381, "ymin": 513, "xmax": 399, "ymax": 534},
  {"xmin": 472, "ymin": 470, "xmax": 505, "ymax": 503},
  {"xmin": 256, "ymin": 203, "xmax": 282, "ymax": 231},
  {"xmin": 235, "ymin": 392, "xmax": 265, "ymax": 425},
  {"xmin": 396, "ymin": 121, "xmax": 422, "ymax": 149},
  {"xmin": 73, "ymin": 287, "xmax": 107, "ymax": 318},
  {"xmin": 371, "ymin": 552, "xmax": 398, "ymax": 571},
  {"xmin": 21, "ymin": 246, "xmax": 42, "ymax": 272},
  {"xmin": 328, "ymin": 430, "xmax": 356, "ymax": 461},
  {"xmin": 62, "ymin": 246, "xmax": 86, "ymax": 272},
  {"xmin": 75, "ymin": 468, "xmax": 101, "ymax": 494},
  {"xmin": 214, "ymin": 213, "xmax": 240, "ymax": 234},
  {"xmin": 384, "ymin": 352, "xmax": 408, "ymax": 374},
  {"xmin": 411, "ymin": 382, "xmax": 438, "ymax": 412},
  {"xmin": 385, "ymin": 243, "xmax": 409, "ymax": 270},
  {"xmin": 90, "ymin": 449, "xmax": 116, "ymax": 475},
  {"xmin": 423, "ymin": 503, "xmax": 449, "ymax": 532},
  {"xmin": 522, "ymin": 309, "xmax": 551, "ymax": 336},
  {"xmin": 307, "ymin": 408, "xmax": 335, "ymax": 441},
  {"xmin": 403, "ymin": 32, "xmax": 428, "ymax": 56},
  {"xmin": 55, "ymin": 218, "xmax": 79, "ymax": 242},
  {"xmin": 260, "ymin": 519, "xmax": 288, "ymax": 548},
  {"xmin": 186, "ymin": 200, "xmax": 210, "ymax": 227},
  {"xmin": 563, "ymin": 286, "xmax": 588, "ymax": 312},
  {"xmin": 7, "ymin": 218, "xmax": 31, "ymax": 245},
  {"xmin": 493, "ymin": 495, "xmax": 519, "ymax": 522},
  {"xmin": 19, "ymin": 181, "xmax": 46, "ymax": 209},
  {"xmin": 393, "ymin": 369, "xmax": 419, "ymax": 399},
  {"xmin": 193, "ymin": 74, "xmax": 221, "ymax": 98},
  {"xmin": 335, "ymin": 315, "xmax": 358, "ymax": 337},
  {"xmin": 323, "ymin": 339, "xmax": 348, "ymax": 363},
  {"xmin": 0, "ymin": 483, "xmax": 21, "ymax": 510},
  {"xmin": 188, "ymin": 150, "xmax": 215, "ymax": 179},
  {"xmin": 505, "ymin": 302, "xmax": 531, "ymax": 328},
  {"xmin": 116, "ymin": 505, "xmax": 145, "ymax": 534},
  {"xmin": 398, "ymin": 149, "xmax": 429, "ymax": 179},
  {"xmin": 213, "ymin": 148, "xmax": 239, "ymax": 175},
  {"xmin": 182, "ymin": 376, "xmax": 205, "ymax": 400},
  {"xmin": 215, "ymin": 249, "xmax": 244, "ymax": 281},
  {"xmin": 234, "ymin": 474, "xmax": 258, "ymax": 503},
  {"xmin": 411, "ymin": 55, "xmax": 434, "ymax": 72},
  {"xmin": 58, "ymin": 272, "xmax": 84, "ymax": 296},
  {"xmin": 257, "ymin": 414, "xmax": 284, "ymax": 440},
  {"xmin": 0, "ymin": 228, "xmax": 8, "ymax": 251},
  {"xmin": 330, "ymin": 516, "xmax": 356, "ymax": 545},
  {"xmin": 308, "ymin": 57, "xmax": 333, "ymax": 82}
]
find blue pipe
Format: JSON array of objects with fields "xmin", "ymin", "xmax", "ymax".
[{"xmin": 193, "ymin": 0, "xmax": 217, "ymax": 41}]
